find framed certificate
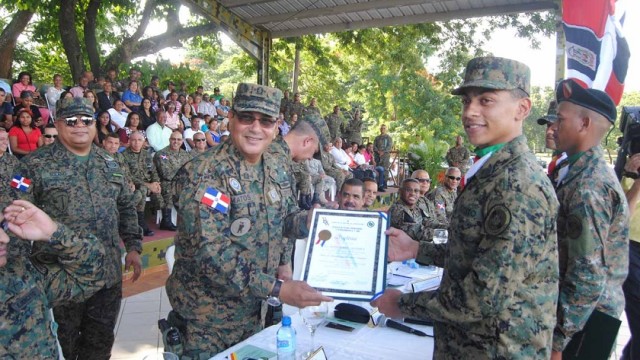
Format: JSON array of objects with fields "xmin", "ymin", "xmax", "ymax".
[{"xmin": 300, "ymin": 209, "xmax": 388, "ymax": 301}]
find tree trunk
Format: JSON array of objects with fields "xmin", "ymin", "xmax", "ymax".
[
  {"xmin": 59, "ymin": 0, "xmax": 84, "ymax": 82},
  {"xmin": 84, "ymin": 0, "xmax": 102, "ymax": 76},
  {"xmin": 292, "ymin": 41, "xmax": 301, "ymax": 94},
  {"xmin": 0, "ymin": 10, "xmax": 34, "ymax": 79}
]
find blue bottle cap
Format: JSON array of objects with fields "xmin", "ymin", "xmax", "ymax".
[{"xmin": 282, "ymin": 316, "xmax": 292, "ymax": 326}]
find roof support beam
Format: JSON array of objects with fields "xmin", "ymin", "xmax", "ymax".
[
  {"xmin": 249, "ymin": 0, "xmax": 437, "ymax": 25},
  {"xmin": 183, "ymin": 0, "xmax": 272, "ymax": 84},
  {"xmin": 272, "ymin": 2, "xmax": 557, "ymax": 38},
  {"xmin": 220, "ymin": 0, "xmax": 275, "ymax": 9}
]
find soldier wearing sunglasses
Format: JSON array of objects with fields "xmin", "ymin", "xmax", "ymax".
[
  {"xmin": 14, "ymin": 97, "xmax": 142, "ymax": 360},
  {"xmin": 427, "ymin": 167, "xmax": 461, "ymax": 221}
]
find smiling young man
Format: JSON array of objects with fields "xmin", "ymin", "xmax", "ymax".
[
  {"xmin": 166, "ymin": 83, "xmax": 331, "ymax": 358},
  {"xmin": 373, "ymin": 57, "xmax": 559, "ymax": 359}
]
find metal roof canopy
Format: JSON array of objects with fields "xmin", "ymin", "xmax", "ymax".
[{"xmin": 184, "ymin": 0, "xmax": 558, "ymax": 84}]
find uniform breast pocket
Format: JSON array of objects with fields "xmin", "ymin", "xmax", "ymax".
[
  {"xmin": 40, "ymin": 177, "xmax": 70, "ymax": 216},
  {"xmin": 107, "ymin": 174, "xmax": 125, "ymax": 198}
]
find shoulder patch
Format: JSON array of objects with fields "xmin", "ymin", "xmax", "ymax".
[{"xmin": 484, "ymin": 204, "xmax": 512, "ymax": 236}]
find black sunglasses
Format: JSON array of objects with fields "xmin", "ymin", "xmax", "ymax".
[
  {"xmin": 235, "ymin": 112, "xmax": 277, "ymax": 129},
  {"xmin": 63, "ymin": 117, "xmax": 95, "ymax": 127},
  {"xmin": 193, "ymin": 138, "xmax": 206, "ymax": 142},
  {"xmin": 415, "ymin": 178, "xmax": 431, "ymax": 183},
  {"xmin": 447, "ymin": 176, "xmax": 462, "ymax": 181},
  {"xmin": 44, "ymin": 134, "xmax": 58, "ymax": 139}
]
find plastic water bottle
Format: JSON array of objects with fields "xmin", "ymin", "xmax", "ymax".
[{"xmin": 276, "ymin": 316, "xmax": 296, "ymax": 360}]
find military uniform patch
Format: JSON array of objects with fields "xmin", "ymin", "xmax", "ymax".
[
  {"xmin": 484, "ymin": 204, "xmax": 512, "ymax": 236},
  {"xmin": 229, "ymin": 178, "xmax": 242, "ymax": 193},
  {"xmin": 566, "ymin": 215, "xmax": 583, "ymax": 239},
  {"xmin": 230, "ymin": 218, "xmax": 251, "ymax": 236}
]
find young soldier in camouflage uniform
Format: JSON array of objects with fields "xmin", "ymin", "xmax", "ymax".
[
  {"xmin": 445, "ymin": 135, "xmax": 471, "ymax": 174},
  {"xmin": 427, "ymin": 167, "xmax": 461, "ymax": 221},
  {"xmin": 122, "ymin": 131, "xmax": 162, "ymax": 235},
  {"xmin": 390, "ymin": 178, "xmax": 448, "ymax": 243},
  {"xmin": 373, "ymin": 57, "xmax": 559, "ymax": 359},
  {"xmin": 154, "ymin": 130, "xmax": 192, "ymax": 231},
  {"xmin": 17, "ymin": 97, "xmax": 142, "ymax": 360},
  {"xmin": 285, "ymin": 92, "xmax": 304, "ymax": 124},
  {"xmin": 166, "ymin": 83, "xmax": 331, "ymax": 359},
  {"xmin": 551, "ymin": 79, "xmax": 629, "ymax": 359},
  {"xmin": 343, "ymin": 109, "xmax": 363, "ymax": 146},
  {"xmin": 324, "ymin": 105, "xmax": 343, "ymax": 142},
  {"xmin": 0, "ymin": 199, "xmax": 106, "ymax": 358}
]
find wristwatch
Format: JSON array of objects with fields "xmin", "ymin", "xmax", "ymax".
[{"xmin": 267, "ymin": 279, "xmax": 283, "ymax": 307}]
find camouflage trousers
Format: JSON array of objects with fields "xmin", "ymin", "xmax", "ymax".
[
  {"xmin": 292, "ymin": 163, "xmax": 312, "ymax": 195},
  {"xmin": 161, "ymin": 180, "xmax": 176, "ymax": 208},
  {"xmin": 311, "ymin": 174, "xmax": 335, "ymax": 200},
  {"xmin": 136, "ymin": 189, "xmax": 165, "ymax": 212},
  {"xmin": 375, "ymin": 152, "xmax": 391, "ymax": 182},
  {"xmin": 54, "ymin": 283, "xmax": 122, "ymax": 360}
]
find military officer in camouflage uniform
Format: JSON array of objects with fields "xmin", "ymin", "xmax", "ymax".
[
  {"xmin": 389, "ymin": 179, "xmax": 447, "ymax": 243},
  {"xmin": 285, "ymin": 92, "xmax": 304, "ymax": 124},
  {"xmin": 0, "ymin": 199, "xmax": 106, "ymax": 358},
  {"xmin": 18, "ymin": 97, "xmax": 142, "ymax": 360},
  {"xmin": 166, "ymin": 83, "xmax": 331, "ymax": 359},
  {"xmin": 551, "ymin": 79, "xmax": 629, "ymax": 359},
  {"xmin": 373, "ymin": 124, "xmax": 393, "ymax": 190},
  {"xmin": 303, "ymin": 97, "xmax": 321, "ymax": 117},
  {"xmin": 122, "ymin": 131, "xmax": 162, "ymax": 236},
  {"xmin": 446, "ymin": 135, "xmax": 471, "ymax": 174},
  {"xmin": 343, "ymin": 109, "xmax": 363, "ymax": 146},
  {"xmin": 154, "ymin": 130, "xmax": 192, "ymax": 231},
  {"xmin": 373, "ymin": 57, "xmax": 560, "ymax": 359},
  {"xmin": 427, "ymin": 167, "xmax": 460, "ymax": 221},
  {"xmin": 325, "ymin": 105, "xmax": 343, "ymax": 142},
  {"xmin": 279, "ymin": 89, "xmax": 291, "ymax": 115}
]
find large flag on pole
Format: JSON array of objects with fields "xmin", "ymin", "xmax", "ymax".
[{"xmin": 562, "ymin": 0, "xmax": 630, "ymax": 105}]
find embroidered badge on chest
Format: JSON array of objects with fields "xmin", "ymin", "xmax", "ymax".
[
  {"xmin": 268, "ymin": 188, "xmax": 280, "ymax": 204},
  {"xmin": 229, "ymin": 178, "xmax": 242, "ymax": 194},
  {"xmin": 230, "ymin": 218, "xmax": 251, "ymax": 236}
]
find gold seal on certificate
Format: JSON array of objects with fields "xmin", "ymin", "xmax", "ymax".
[{"xmin": 300, "ymin": 209, "xmax": 389, "ymax": 301}]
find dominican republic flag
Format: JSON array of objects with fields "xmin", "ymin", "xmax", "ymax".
[
  {"xmin": 200, "ymin": 187, "xmax": 230, "ymax": 214},
  {"xmin": 10, "ymin": 175, "xmax": 31, "ymax": 192},
  {"xmin": 563, "ymin": 0, "xmax": 630, "ymax": 105}
]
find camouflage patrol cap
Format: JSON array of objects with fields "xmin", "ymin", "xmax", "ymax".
[
  {"xmin": 56, "ymin": 97, "xmax": 94, "ymax": 119},
  {"xmin": 232, "ymin": 83, "xmax": 282, "ymax": 118},
  {"xmin": 452, "ymin": 57, "xmax": 531, "ymax": 96},
  {"xmin": 295, "ymin": 112, "xmax": 331, "ymax": 147},
  {"xmin": 537, "ymin": 100, "xmax": 558, "ymax": 125}
]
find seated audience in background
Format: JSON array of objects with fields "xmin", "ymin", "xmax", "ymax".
[
  {"xmin": 205, "ymin": 117, "xmax": 220, "ymax": 148},
  {"xmin": 427, "ymin": 166, "xmax": 460, "ymax": 221},
  {"xmin": 84, "ymin": 90, "xmax": 99, "ymax": 117},
  {"xmin": 180, "ymin": 102, "xmax": 194, "ymax": 129},
  {"xmin": 108, "ymin": 99, "xmax": 129, "ymax": 129},
  {"xmin": 362, "ymin": 177, "xmax": 378, "ymax": 209},
  {"xmin": 94, "ymin": 111, "xmax": 116, "ymax": 146},
  {"xmin": 389, "ymin": 178, "xmax": 439, "ymax": 242},
  {"xmin": 0, "ymin": 88, "xmax": 12, "ymax": 129},
  {"xmin": 215, "ymin": 97, "xmax": 230, "ymax": 120},
  {"xmin": 12, "ymin": 71, "xmax": 39, "ymax": 106},
  {"xmin": 307, "ymin": 157, "xmax": 335, "ymax": 206},
  {"xmin": 183, "ymin": 116, "xmax": 202, "ymax": 151},
  {"xmin": 165, "ymin": 102, "xmax": 181, "ymax": 131},
  {"xmin": 9, "ymin": 108, "xmax": 42, "ymax": 158},
  {"xmin": 192, "ymin": 131, "xmax": 207, "ymax": 154},
  {"xmin": 97, "ymin": 80, "xmax": 120, "ymax": 112},
  {"xmin": 42, "ymin": 123, "xmax": 58, "ymax": 146},
  {"xmin": 142, "ymin": 86, "xmax": 158, "ymax": 112},
  {"xmin": 118, "ymin": 112, "xmax": 146, "ymax": 148},
  {"xmin": 337, "ymin": 178, "xmax": 365, "ymax": 211},
  {"xmin": 330, "ymin": 137, "xmax": 352, "ymax": 171},
  {"xmin": 69, "ymin": 75, "xmax": 89, "ymax": 98},
  {"xmin": 146, "ymin": 110, "xmax": 172, "ymax": 152},
  {"xmin": 46, "ymin": 74, "xmax": 65, "ymax": 118},
  {"xmin": 122, "ymin": 80, "xmax": 142, "ymax": 112},
  {"xmin": 219, "ymin": 121, "xmax": 230, "ymax": 142},
  {"xmin": 13, "ymin": 91, "xmax": 43, "ymax": 125},
  {"xmin": 138, "ymin": 97, "xmax": 156, "ymax": 130}
]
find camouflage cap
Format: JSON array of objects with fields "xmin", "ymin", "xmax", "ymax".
[
  {"xmin": 451, "ymin": 56, "xmax": 531, "ymax": 96},
  {"xmin": 296, "ymin": 111, "xmax": 331, "ymax": 147},
  {"xmin": 56, "ymin": 97, "xmax": 94, "ymax": 119},
  {"xmin": 536, "ymin": 100, "xmax": 558, "ymax": 125},
  {"xmin": 232, "ymin": 83, "xmax": 282, "ymax": 118}
]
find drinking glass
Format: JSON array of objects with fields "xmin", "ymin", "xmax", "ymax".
[{"xmin": 299, "ymin": 302, "xmax": 328, "ymax": 358}]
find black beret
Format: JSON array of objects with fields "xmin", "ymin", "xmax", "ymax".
[{"xmin": 556, "ymin": 79, "xmax": 616, "ymax": 124}]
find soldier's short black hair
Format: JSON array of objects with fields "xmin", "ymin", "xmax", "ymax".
[{"xmin": 341, "ymin": 178, "xmax": 365, "ymax": 194}]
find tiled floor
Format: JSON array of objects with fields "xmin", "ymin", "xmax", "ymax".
[{"xmin": 112, "ymin": 284, "xmax": 634, "ymax": 359}]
